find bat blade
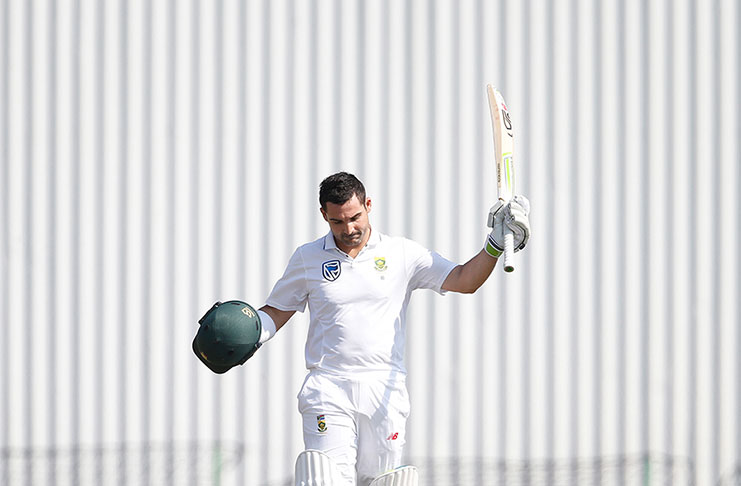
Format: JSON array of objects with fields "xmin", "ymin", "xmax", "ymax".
[{"xmin": 487, "ymin": 85, "xmax": 516, "ymax": 272}]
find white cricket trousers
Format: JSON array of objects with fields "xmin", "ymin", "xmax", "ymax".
[{"xmin": 297, "ymin": 369, "xmax": 410, "ymax": 486}]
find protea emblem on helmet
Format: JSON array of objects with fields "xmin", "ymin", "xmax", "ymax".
[{"xmin": 322, "ymin": 260, "xmax": 341, "ymax": 281}]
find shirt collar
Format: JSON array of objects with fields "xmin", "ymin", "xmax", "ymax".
[
  {"xmin": 323, "ymin": 231, "xmax": 337, "ymax": 251},
  {"xmin": 365, "ymin": 228, "xmax": 380, "ymax": 248}
]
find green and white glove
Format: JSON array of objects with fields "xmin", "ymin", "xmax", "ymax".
[{"xmin": 485, "ymin": 195, "xmax": 531, "ymax": 258}]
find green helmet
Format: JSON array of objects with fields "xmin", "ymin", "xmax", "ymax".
[{"xmin": 192, "ymin": 300, "xmax": 262, "ymax": 374}]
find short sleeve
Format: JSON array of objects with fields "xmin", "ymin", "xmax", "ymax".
[
  {"xmin": 265, "ymin": 247, "xmax": 309, "ymax": 312},
  {"xmin": 405, "ymin": 238, "xmax": 457, "ymax": 294}
]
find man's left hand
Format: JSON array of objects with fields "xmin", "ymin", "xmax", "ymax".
[{"xmin": 485, "ymin": 195, "xmax": 531, "ymax": 257}]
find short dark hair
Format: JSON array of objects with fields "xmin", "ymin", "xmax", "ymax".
[{"xmin": 319, "ymin": 172, "xmax": 366, "ymax": 209}]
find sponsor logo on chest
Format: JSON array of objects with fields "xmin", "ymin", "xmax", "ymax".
[{"xmin": 321, "ymin": 260, "xmax": 342, "ymax": 281}]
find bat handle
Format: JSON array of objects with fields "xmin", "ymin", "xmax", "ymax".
[{"xmin": 503, "ymin": 227, "xmax": 515, "ymax": 273}]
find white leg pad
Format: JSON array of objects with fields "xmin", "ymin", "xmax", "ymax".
[
  {"xmin": 368, "ymin": 466, "xmax": 419, "ymax": 486},
  {"xmin": 295, "ymin": 449, "xmax": 344, "ymax": 486}
]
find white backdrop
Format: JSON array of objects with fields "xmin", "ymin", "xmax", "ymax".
[{"xmin": 1, "ymin": 0, "xmax": 739, "ymax": 484}]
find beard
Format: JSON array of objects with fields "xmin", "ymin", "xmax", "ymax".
[{"xmin": 340, "ymin": 229, "xmax": 364, "ymax": 247}]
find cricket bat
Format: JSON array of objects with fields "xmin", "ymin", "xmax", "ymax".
[{"xmin": 487, "ymin": 84, "xmax": 516, "ymax": 272}]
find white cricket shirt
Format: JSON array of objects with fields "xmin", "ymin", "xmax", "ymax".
[{"xmin": 265, "ymin": 229, "xmax": 457, "ymax": 375}]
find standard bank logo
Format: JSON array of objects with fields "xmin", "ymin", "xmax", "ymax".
[{"xmin": 322, "ymin": 260, "xmax": 341, "ymax": 281}]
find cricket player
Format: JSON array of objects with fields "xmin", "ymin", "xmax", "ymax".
[
  {"xmin": 193, "ymin": 171, "xmax": 530, "ymax": 485},
  {"xmin": 262, "ymin": 172, "xmax": 530, "ymax": 485}
]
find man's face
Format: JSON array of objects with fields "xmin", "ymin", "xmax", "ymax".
[{"xmin": 320, "ymin": 194, "xmax": 372, "ymax": 252}]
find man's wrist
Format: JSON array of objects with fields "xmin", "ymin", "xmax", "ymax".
[
  {"xmin": 484, "ymin": 234, "xmax": 502, "ymax": 258},
  {"xmin": 257, "ymin": 309, "xmax": 277, "ymax": 344}
]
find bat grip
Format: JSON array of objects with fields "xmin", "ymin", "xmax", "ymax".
[{"xmin": 503, "ymin": 228, "xmax": 515, "ymax": 273}]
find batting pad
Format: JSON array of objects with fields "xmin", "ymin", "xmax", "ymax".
[
  {"xmin": 295, "ymin": 449, "xmax": 344, "ymax": 486},
  {"xmin": 368, "ymin": 465, "xmax": 419, "ymax": 486}
]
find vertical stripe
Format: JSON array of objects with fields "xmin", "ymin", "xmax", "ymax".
[
  {"xmin": 22, "ymin": 1, "xmax": 33, "ymax": 483},
  {"xmin": 401, "ymin": 0, "xmax": 414, "ymax": 456},
  {"xmin": 212, "ymin": 2, "xmax": 224, "ymax": 478},
  {"xmin": 141, "ymin": 0, "xmax": 153, "ymax": 483},
  {"xmin": 544, "ymin": 0, "xmax": 555, "ymax": 482},
  {"xmin": 592, "ymin": 0, "xmax": 603, "ymax": 483},
  {"xmin": 449, "ymin": 2, "xmax": 461, "ymax": 481},
  {"xmin": 308, "ymin": 0, "xmax": 319, "ymax": 245},
  {"xmin": 663, "ymin": 0, "xmax": 675, "ymax": 479},
  {"xmin": 260, "ymin": 0, "xmax": 271, "ymax": 294},
  {"xmin": 0, "ymin": 0, "xmax": 9, "ymax": 482},
  {"xmin": 521, "ymin": 1, "xmax": 532, "ymax": 483},
  {"xmin": 70, "ymin": 0, "xmax": 82, "ymax": 482},
  {"xmin": 568, "ymin": 0, "xmax": 579, "ymax": 481},
  {"xmin": 46, "ymin": 0, "xmax": 59, "ymax": 484},
  {"xmin": 402, "ymin": 0, "xmax": 412, "ymax": 267},
  {"xmin": 687, "ymin": 0, "xmax": 698, "ymax": 482},
  {"xmin": 356, "ymin": 0, "xmax": 365, "ymax": 176},
  {"xmin": 380, "ymin": 0, "xmax": 389, "ymax": 227},
  {"xmin": 736, "ymin": 0, "xmax": 741, "ymax": 472},
  {"xmin": 235, "ymin": 0, "xmax": 246, "ymax": 483},
  {"xmin": 118, "ymin": 1, "xmax": 130, "ymax": 484},
  {"xmin": 639, "ymin": 0, "xmax": 650, "ymax": 477},
  {"xmin": 93, "ymin": 0, "xmax": 105, "ymax": 484},
  {"xmin": 424, "ymin": 0, "xmax": 437, "ymax": 467},
  {"xmin": 497, "ymin": 0, "xmax": 508, "ymax": 477},
  {"xmin": 473, "ymin": 0, "xmax": 484, "ymax": 482},
  {"xmin": 1, "ymin": 0, "xmax": 10, "ymax": 482},
  {"xmin": 260, "ymin": 0, "xmax": 271, "ymax": 481},
  {"xmin": 616, "ymin": 0, "xmax": 627, "ymax": 481},
  {"xmin": 165, "ymin": 0, "xmax": 176, "ymax": 483},
  {"xmin": 710, "ymin": 0, "xmax": 721, "ymax": 480},
  {"xmin": 309, "ymin": 0, "xmax": 318, "ymax": 209},
  {"xmin": 188, "ymin": 1, "xmax": 200, "ymax": 484},
  {"xmin": 333, "ymin": 0, "xmax": 341, "ymax": 172},
  {"xmin": 737, "ymin": 0, "xmax": 741, "ymax": 474},
  {"xmin": 284, "ymin": 0, "xmax": 296, "ymax": 472}
]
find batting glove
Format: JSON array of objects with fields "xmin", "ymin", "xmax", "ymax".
[{"xmin": 485, "ymin": 195, "xmax": 531, "ymax": 258}]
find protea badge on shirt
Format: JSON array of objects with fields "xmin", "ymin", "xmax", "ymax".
[{"xmin": 374, "ymin": 257, "xmax": 388, "ymax": 272}]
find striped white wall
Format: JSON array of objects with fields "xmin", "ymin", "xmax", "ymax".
[{"xmin": 1, "ymin": 0, "xmax": 739, "ymax": 484}]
